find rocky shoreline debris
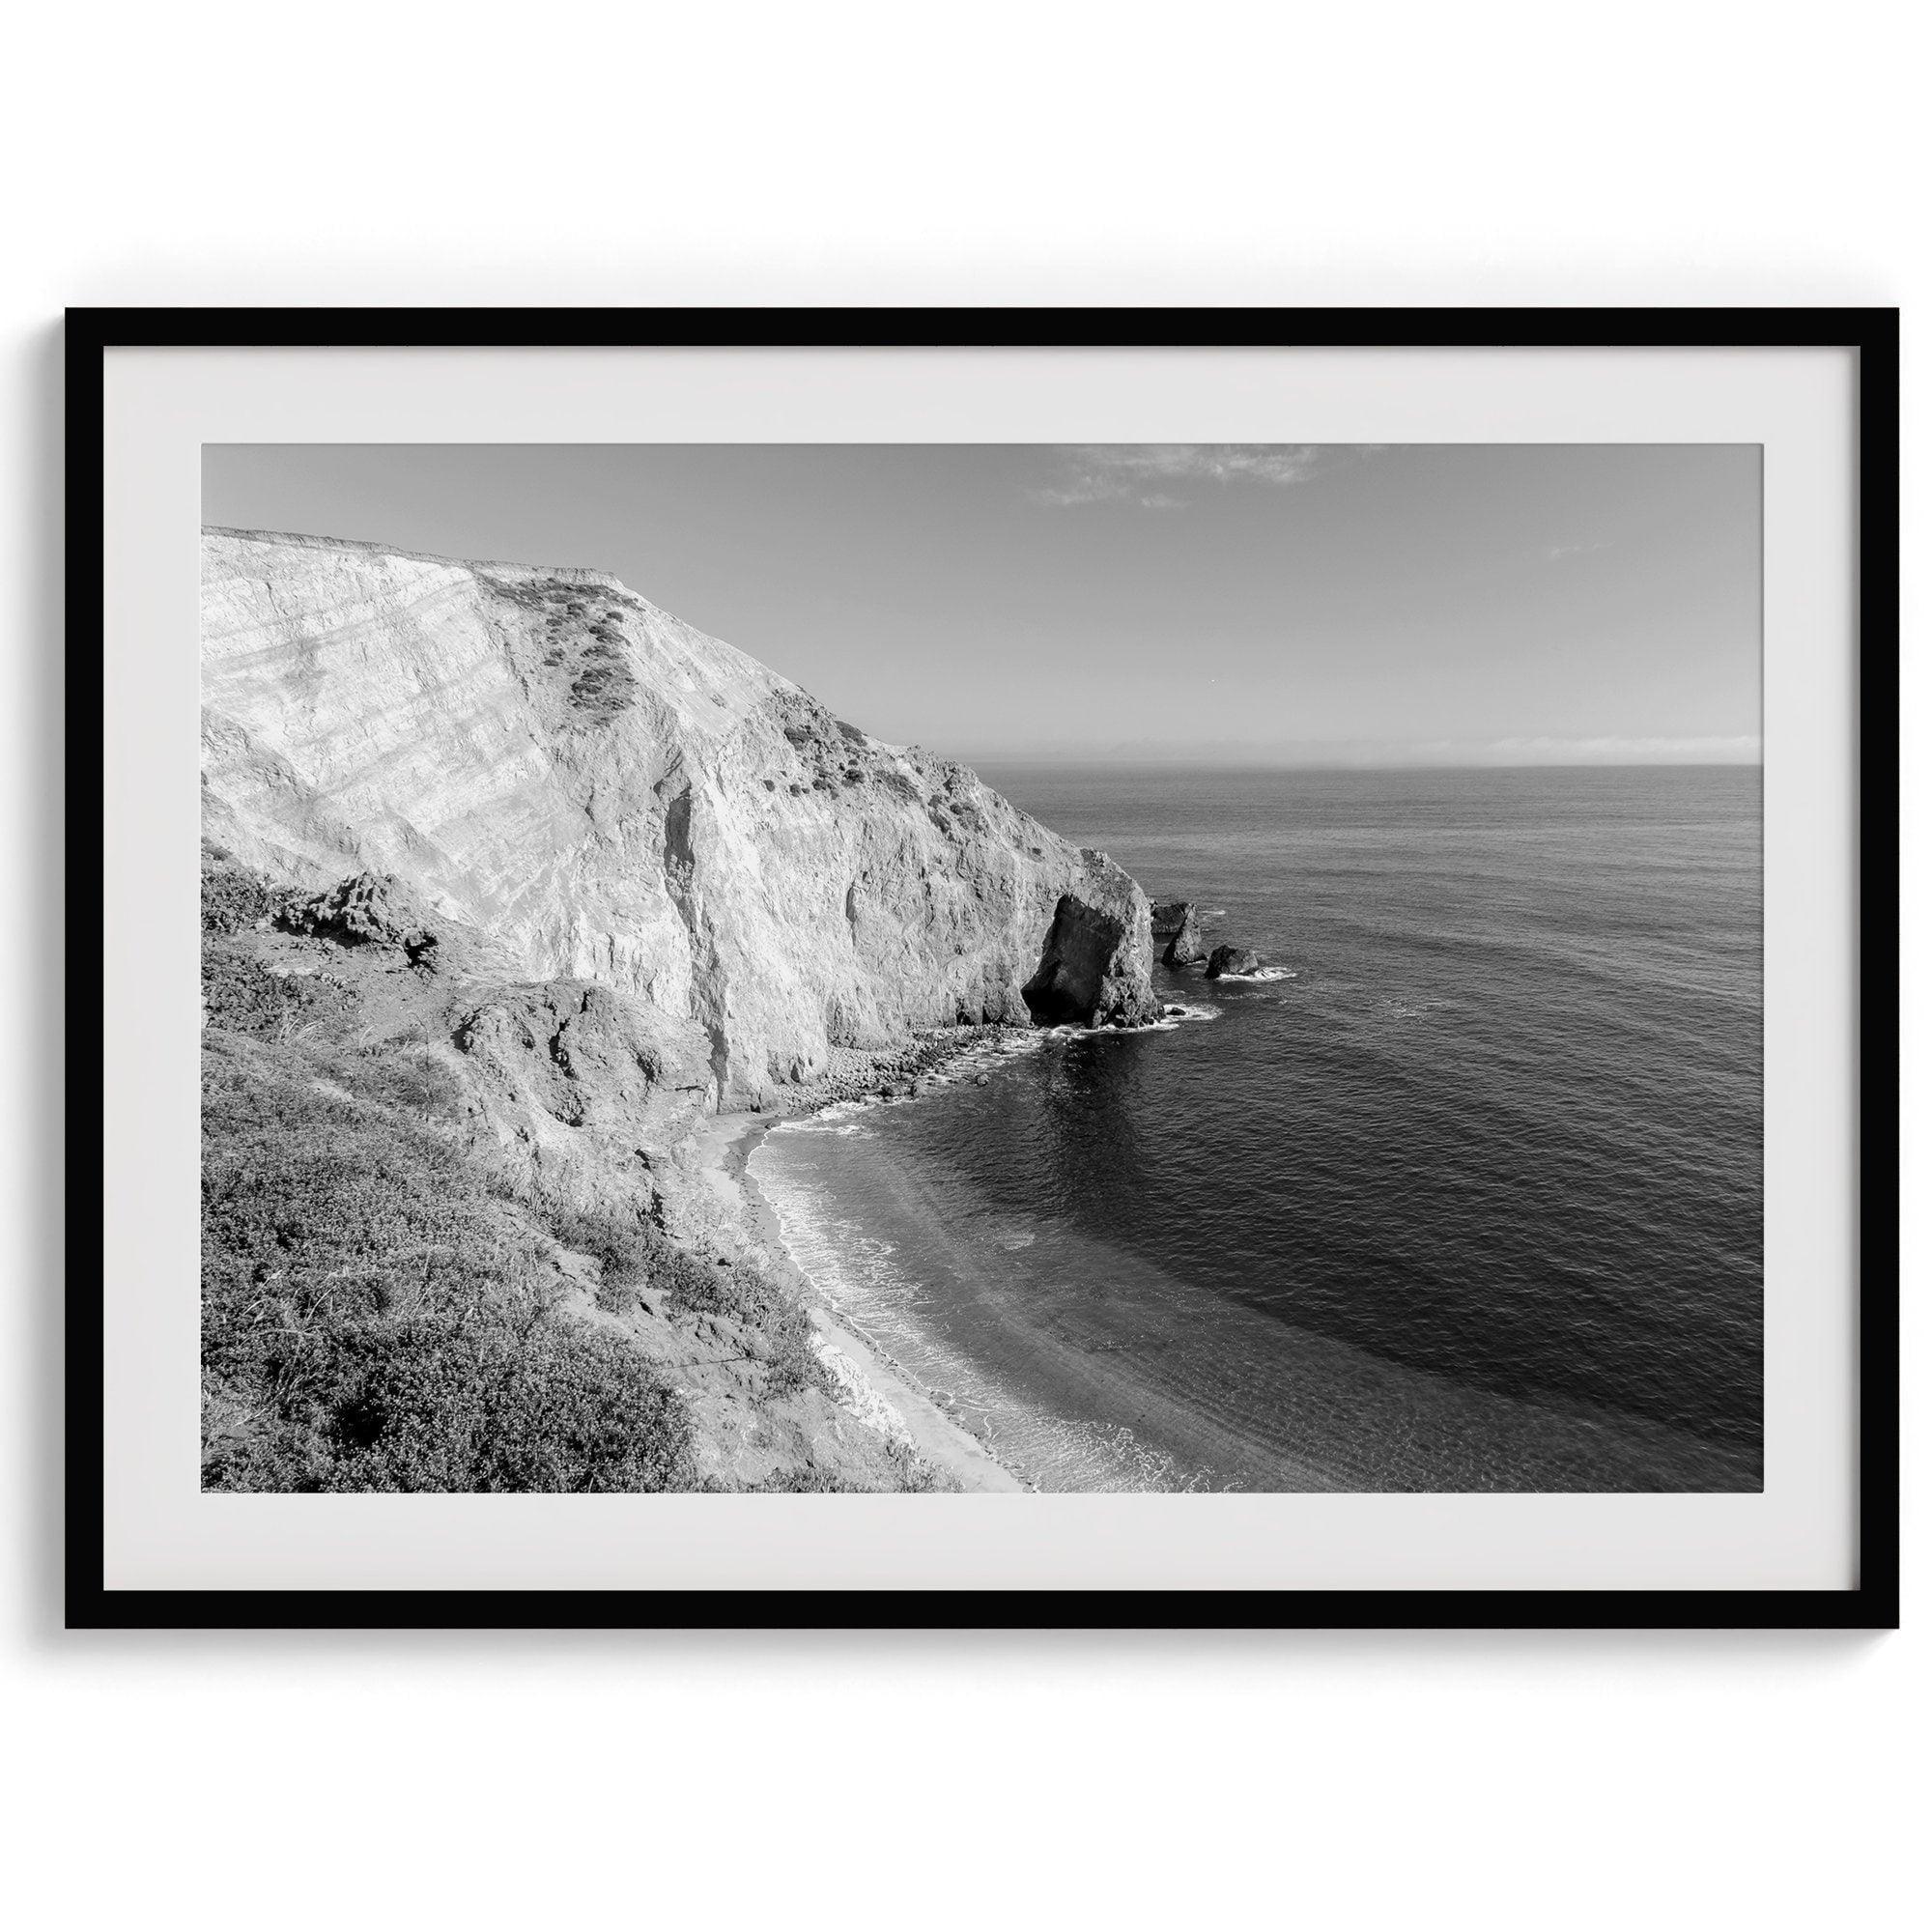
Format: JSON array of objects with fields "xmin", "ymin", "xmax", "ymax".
[{"xmin": 768, "ymin": 1023, "xmax": 1029, "ymax": 1116}]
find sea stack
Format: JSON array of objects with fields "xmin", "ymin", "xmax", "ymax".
[
  {"xmin": 1205, "ymin": 944, "xmax": 1262, "ymax": 980},
  {"xmin": 1161, "ymin": 903, "xmax": 1208, "ymax": 967}
]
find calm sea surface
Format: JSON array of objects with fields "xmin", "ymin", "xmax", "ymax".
[{"xmin": 751, "ymin": 765, "xmax": 1763, "ymax": 1492}]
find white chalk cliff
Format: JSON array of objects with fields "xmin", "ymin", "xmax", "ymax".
[{"xmin": 200, "ymin": 527, "xmax": 1156, "ymax": 1106}]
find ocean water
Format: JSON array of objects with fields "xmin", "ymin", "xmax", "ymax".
[{"xmin": 751, "ymin": 765, "xmax": 1763, "ymax": 1492}]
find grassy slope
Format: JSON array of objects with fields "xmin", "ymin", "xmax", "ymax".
[{"xmin": 199, "ymin": 853, "xmax": 933, "ymax": 1492}]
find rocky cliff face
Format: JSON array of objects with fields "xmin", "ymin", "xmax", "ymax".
[
  {"xmin": 201, "ymin": 527, "xmax": 1155, "ymax": 1105},
  {"xmin": 1023, "ymin": 894, "xmax": 1155, "ymax": 1026}
]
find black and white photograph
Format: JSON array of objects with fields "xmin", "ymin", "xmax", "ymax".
[
  {"xmin": 15, "ymin": 1, "xmax": 1918, "ymax": 1920},
  {"xmin": 196, "ymin": 440, "xmax": 1765, "ymax": 1497}
]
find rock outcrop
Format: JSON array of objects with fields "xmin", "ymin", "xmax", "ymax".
[
  {"xmin": 1022, "ymin": 889, "xmax": 1159, "ymax": 1028},
  {"xmin": 201, "ymin": 528, "xmax": 1157, "ymax": 1104},
  {"xmin": 1205, "ymin": 944, "xmax": 1262, "ymax": 980},
  {"xmin": 1161, "ymin": 903, "xmax": 1208, "ymax": 967},
  {"xmin": 277, "ymin": 870, "xmax": 441, "ymax": 968}
]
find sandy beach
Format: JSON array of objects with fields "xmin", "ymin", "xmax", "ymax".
[{"xmin": 690, "ymin": 1108, "xmax": 1025, "ymax": 1492}]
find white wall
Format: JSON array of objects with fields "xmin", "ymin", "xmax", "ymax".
[{"xmin": 2, "ymin": 5, "xmax": 1918, "ymax": 1926}]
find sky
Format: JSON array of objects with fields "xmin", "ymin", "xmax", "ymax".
[{"xmin": 203, "ymin": 443, "xmax": 1760, "ymax": 766}]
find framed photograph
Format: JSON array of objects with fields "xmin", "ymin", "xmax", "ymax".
[{"xmin": 71, "ymin": 307, "xmax": 1896, "ymax": 1629}]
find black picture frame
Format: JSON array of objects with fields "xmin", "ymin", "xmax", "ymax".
[{"xmin": 67, "ymin": 306, "xmax": 1899, "ymax": 1632}]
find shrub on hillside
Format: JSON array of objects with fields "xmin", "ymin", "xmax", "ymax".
[
  {"xmin": 252, "ymin": 1314, "xmax": 694, "ymax": 1493},
  {"xmin": 202, "ymin": 949, "xmax": 353, "ymax": 1037},
  {"xmin": 201, "ymin": 860, "xmax": 285, "ymax": 936},
  {"xmin": 541, "ymin": 1198, "xmax": 822, "ymax": 1398}
]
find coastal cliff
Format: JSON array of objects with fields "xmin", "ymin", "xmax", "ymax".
[
  {"xmin": 199, "ymin": 527, "xmax": 1154, "ymax": 1493},
  {"xmin": 202, "ymin": 527, "xmax": 1154, "ymax": 1106}
]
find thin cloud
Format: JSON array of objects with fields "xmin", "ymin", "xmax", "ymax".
[
  {"xmin": 1544, "ymin": 540, "xmax": 1611, "ymax": 561},
  {"xmin": 1030, "ymin": 443, "xmax": 1323, "ymax": 508}
]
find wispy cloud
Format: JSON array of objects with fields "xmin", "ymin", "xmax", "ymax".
[
  {"xmin": 1544, "ymin": 540, "xmax": 1610, "ymax": 561},
  {"xmin": 1030, "ymin": 443, "xmax": 1324, "ymax": 509}
]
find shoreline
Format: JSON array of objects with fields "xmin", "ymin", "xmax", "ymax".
[
  {"xmin": 690, "ymin": 1083, "xmax": 1027, "ymax": 1493},
  {"xmin": 693, "ymin": 1009, "xmax": 1763, "ymax": 1499},
  {"xmin": 684, "ymin": 1009, "xmax": 1227, "ymax": 1496}
]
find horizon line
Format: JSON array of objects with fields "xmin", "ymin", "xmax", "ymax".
[{"xmin": 951, "ymin": 753, "xmax": 1764, "ymax": 771}]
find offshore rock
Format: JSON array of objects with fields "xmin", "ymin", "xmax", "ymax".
[
  {"xmin": 1205, "ymin": 944, "xmax": 1262, "ymax": 980},
  {"xmin": 1150, "ymin": 901, "xmax": 1191, "ymax": 939},
  {"xmin": 201, "ymin": 527, "xmax": 1158, "ymax": 1104},
  {"xmin": 1162, "ymin": 903, "xmax": 1208, "ymax": 967}
]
